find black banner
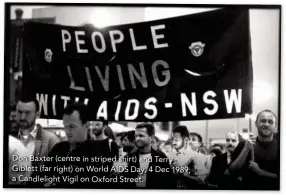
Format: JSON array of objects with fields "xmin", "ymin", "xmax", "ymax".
[{"xmin": 23, "ymin": 8, "xmax": 253, "ymax": 121}]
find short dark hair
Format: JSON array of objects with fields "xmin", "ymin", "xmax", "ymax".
[
  {"xmin": 18, "ymin": 98, "xmax": 40, "ymax": 112},
  {"xmin": 212, "ymin": 143, "xmax": 224, "ymax": 151},
  {"xmin": 165, "ymin": 139, "xmax": 173, "ymax": 146},
  {"xmin": 136, "ymin": 123, "xmax": 155, "ymax": 137},
  {"xmin": 97, "ymin": 117, "xmax": 109, "ymax": 126},
  {"xmin": 189, "ymin": 132, "xmax": 203, "ymax": 143},
  {"xmin": 121, "ymin": 131, "xmax": 135, "ymax": 142},
  {"xmin": 255, "ymin": 110, "xmax": 277, "ymax": 125},
  {"xmin": 104, "ymin": 126, "xmax": 115, "ymax": 141},
  {"xmin": 63, "ymin": 103, "xmax": 88, "ymax": 124},
  {"xmin": 10, "ymin": 105, "xmax": 17, "ymax": 112},
  {"xmin": 172, "ymin": 125, "xmax": 189, "ymax": 138},
  {"xmin": 209, "ymin": 147, "xmax": 222, "ymax": 157},
  {"xmin": 9, "ymin": 105, "xmax": 17, "ymax": 116}
]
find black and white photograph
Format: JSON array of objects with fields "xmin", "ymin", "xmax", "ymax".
[{"xmin": 3, "ymin": 3, "xmax": 281, "ymax": 190}]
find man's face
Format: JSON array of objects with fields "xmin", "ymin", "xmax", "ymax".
[
  {"xmin": 63, "ymin": 111, "xmax": 87, "ymax": 143},
  {"xmin": 135, "ymin": 127, "xmax": 152, "ymax": 149},
  {"xmin": 16, "ymin": 101, "xmax": 38, "ymax": 129},
  {"xmin": 256, "ymin": 112, "xmax": 276, "ymax": 138},
  {"xmin": 163, "ymin": 144, "xmax": 173, "ymax": 153},
  {"xmin": 226, "ymin": 133, "xmax": 239, "ymax": 153},
  {"xmin": 89, "ymin": 121, "xmax": 104, "ymax": 136},
  {"xmin": 151, "ymin": 138, "xmax": 159, "ymax": 150},
  {"xmin": 189, "ymin": 135, "xmax": 201, "ymax": 149},
  {"xmin": 172, "ymin": 132, "xmax": 185, "ymax": 150},
  {"xmin": 121, "ymin": 136, "xmax": 133, "ymax": 152}
]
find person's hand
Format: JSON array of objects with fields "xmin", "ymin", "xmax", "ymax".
[
  {"xmin": 224, "ymin": 169, "xmax": 231, "ymax": 177},
  {"xmin": 249, "ymin": 161, "xmax": 261, "ymax": 174},
  {"xmin": 236, "ymin": 177, "xmax": 243, "ymax": 182},
  {"xmin": 244, "ymin": 140, "xmax": 254, "ymax": 151},
  {"xmin": 249, "ymin": 133, "xmax": 256, "ymax": 145}
]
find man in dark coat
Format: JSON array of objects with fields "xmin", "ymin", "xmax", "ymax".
[
  {"xmin": 42, "ymin": 103, "xmax": 116, "ymax": 189},
  {"xmin": 207, "ymin": 131, "xmax": 248, "ymax": 189}
]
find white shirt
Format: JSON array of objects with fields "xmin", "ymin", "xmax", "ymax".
[
  {"xmin": 169, "ymin": 146, "xmax": 210, "ymax": 182},
  {"xmin": 227, "ymin": 151, "xmax": 232, "ymax": 164},
  {"xmin": 136, "ymin": 153, "xmax": 152, "ymax": 188},
  {"xmin": 9, "ymin": 136, "xmax": 32, "ymax": 184},
  {"xmin": 18, "ymin": 125, "xmax": 38, "ymax": 156}
]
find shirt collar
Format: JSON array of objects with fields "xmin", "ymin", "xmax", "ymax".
[
  {"xmin": 176, "ymin": 145, "xmax": 192, "ymax": 155},
  {"xmin": 18, "ymin": 124, "xmax": 38, "ymax": 139},
  {"xmin": 226, "ymin": 150, "xmax": 231, "ymax": 157},
  {"xmin": 30, "ymin": 125, "xmax": 38, "ymax": 138}
]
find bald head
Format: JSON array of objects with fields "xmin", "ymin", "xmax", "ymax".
[
  {"xmin": 255, "ymin": 110, "xmax": 277, "ymax": 127},
  {"xmin": 255, "ymin": 110, "xmax": 276, "ymax": 139}
]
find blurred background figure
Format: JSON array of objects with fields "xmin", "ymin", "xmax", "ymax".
[
  {"xmin": 151, "ymin": 136, "xmax": 160, "ymax": 151},
  {"xmin": 121, "ymin": 130, "xmax": 137, "ymax": 156},
  {"xmin": 158, "ymin": 140, "xmax": 166, "ymax": 152},
  {"xmin": 104, "ymin": 126, "xmax": 116, "ymax": 141},
  {"xmin": 115, "ymin": 132, "xmax": 124, "ymax": 147},
  {"xmin": 189, "ymin": 132, "xmax": 208, "ymax": 154},
  {"xmin": 9, "ymin": 105, "xmax": 19, "ymax": 137},
  {"xmin": 104, "ymin": 126, "xmax": 119, "ymax": 158},
  {"xmin": 209, "ymin": 147, "xmax": 222, "ymax": 159},
  {"xmin": 161, "ymin": 139, "xmax": 174, "ymax": 157},
  {"xmin": 211, "ymin": 144, "xmax": 225, "ymax": 154}
]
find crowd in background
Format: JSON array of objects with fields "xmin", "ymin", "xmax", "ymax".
[{"xmin": 8, "ymin": 98, "xmax": 279, "ymax": 190}]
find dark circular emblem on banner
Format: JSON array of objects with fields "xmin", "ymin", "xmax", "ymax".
[
  {"xmin": 45, "ymin": 48, "xmax": 53, "ymax": 63},
  {"xmin": 189, "ymin": 42, "xmax": 205, "ymax": 57}
]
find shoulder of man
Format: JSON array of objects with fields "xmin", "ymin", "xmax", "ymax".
[
  {"xmin": 214, "ymin": 152, "xmax": 227, "ymax": 163},
  {"xmin": 9, "ymin": 135, "xmax": 29, "ymax": 157},
  {"xmin": 48, "ymin": 141, "xmax": 69, "ymax": 156},
  {"xmin": 129, "ymin": 150, "xmax": 139, "ymax": 158},
  {"xmin": 38, "ymin": 125, "xmax": 60, "ymax": 140},
  {"xmin": 51, "ymin": 141, "xmax": 69, "ymax": 149}
]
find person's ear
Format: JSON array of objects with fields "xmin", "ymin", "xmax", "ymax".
[
  {"xmin": 83, "ymin": 121, "xmax": 90, "ymax": 130},
  {"xmin": 36, "ymin": 111, "xmax": 40, "ymax": 119},
  {"xmin": 184, "ymin": 137, "xmax": 189, "ymax": 145},
  {"xmin": 255, "ymin": 120, "xmax": 259, "ymax": 129}
]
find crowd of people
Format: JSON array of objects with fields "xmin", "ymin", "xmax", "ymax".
[{"xmin": 8, "ymin": 98, "xmax": 279, "ymax": 190}]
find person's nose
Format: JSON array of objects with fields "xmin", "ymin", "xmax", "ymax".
[
  {"xmin": 65, "ymin": 128, "xmax": 71, "ymax": 134},
  {"xmin": 20, "ymin": 113, "xmax": 26, "ymax": 120},
  {"xmin": 265, "ymin": 121, "xmax": 272, "ymax": 127}
]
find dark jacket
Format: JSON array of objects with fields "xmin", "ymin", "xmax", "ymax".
[
  {"xmin": 42, "ymin": 139, "xmax": 117, "ymax": 188},
  {"xmin": 33, "ymin": 125, "xmax": 60, "ymax": 161},
  {"xmin": 244, "ymin": 138, "xmax": 279, "ymax": 190},
  {"xmin": 208, "ymin": 141, "xmax": 247, "ymax": 190},
  {"xmin": 123, "ymin": 148, "xmax": 176, "ymax": 189}
]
